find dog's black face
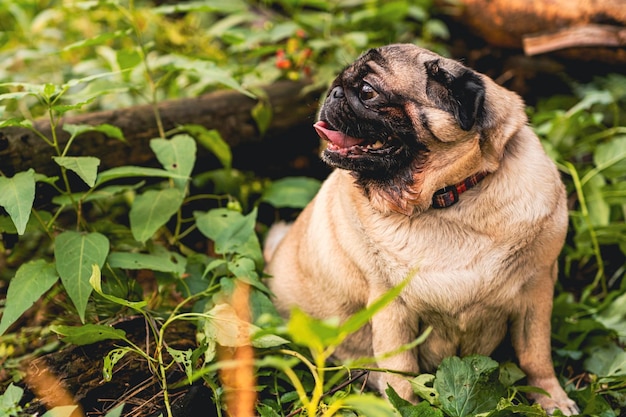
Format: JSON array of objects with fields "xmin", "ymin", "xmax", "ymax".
[{"xmin": 315, "ymin": 45, "xmax": 486, "ymax": 185}]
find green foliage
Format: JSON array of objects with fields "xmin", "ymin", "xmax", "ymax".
[{"xmin": 0, "ymin": 0, "xmax": 625, "ymax": 416}]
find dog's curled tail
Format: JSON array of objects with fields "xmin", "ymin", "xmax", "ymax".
[{"xmin": 263, "ymin": 221, "xmax": 292, "ymax": 263}]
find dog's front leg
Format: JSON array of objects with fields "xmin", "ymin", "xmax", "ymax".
[
  {"xmin": 369, "ymin": 295, "xmax": 419, "ymax": 401},
  {"xmin": 512, "ymin": 266, "xmax": 579, "ymax": 416}
]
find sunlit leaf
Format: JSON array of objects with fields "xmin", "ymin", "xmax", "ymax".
[
  {"xmin": 53, "ymin": 156, "xmax": 100, "ymax": 187},
  {"xmin": 41, "ymin": 405, "xmax": 78, "ymax": 417},
  {"xmin": 54, "ymin": 231, "xmax": 110, "ymax": 322},
  {"xmin": 0, "ymin": 169, "xmax": 35, "ymax": 235},
  {"xmin": 0, "ymin": 260, "xmax": 58, "ymax": 335},
  {"xmin": 129, "ymin": 188, "xmax": 184, "ymax": 243}
]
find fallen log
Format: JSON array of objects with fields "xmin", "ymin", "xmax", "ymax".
[
  {"xmin": 0, "ymin": 81, "xmax": 323, "ymax": 178},
  {"xmin": 447, "ymin": 0, "xmax": 626, "ymax": 63}
]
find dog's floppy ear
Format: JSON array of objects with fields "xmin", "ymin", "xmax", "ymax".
[{"xmin": 424, "ymin": 59, "xmax": 485, "ymax": 131}]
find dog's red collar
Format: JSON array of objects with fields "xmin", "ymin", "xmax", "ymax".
[{"xmin": 432, "ymin": 171, "xmax": 489, "ymax": 209}]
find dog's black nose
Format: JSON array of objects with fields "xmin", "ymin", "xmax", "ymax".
[{"xmin": 331, "ymin": 86, "xmax": 344, "ymax": 99}]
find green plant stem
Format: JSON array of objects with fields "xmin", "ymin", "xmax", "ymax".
[{"xmin": 565, "ymin": 161, "xmax": 607, "ymax": 299}]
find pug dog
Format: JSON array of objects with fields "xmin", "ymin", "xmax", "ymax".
[{"xmin": 265, "ymin": 44, "xmax": 579, "ymax": 415}]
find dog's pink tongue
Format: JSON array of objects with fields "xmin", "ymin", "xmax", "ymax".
[{"xmin": 314, "ymin": 121, "xmax": 364, "ymax": 148}]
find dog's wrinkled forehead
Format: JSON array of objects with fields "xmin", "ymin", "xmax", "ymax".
[{"xmin": 338, "ymin": 44, "xmax": 466, "ymax": 96}]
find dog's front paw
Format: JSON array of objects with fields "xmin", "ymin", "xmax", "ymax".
[{"xmin": 534, "ymin": 392, "xmax": 580, "ymax": 416}]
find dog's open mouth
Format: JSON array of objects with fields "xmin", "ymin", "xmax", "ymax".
[{"xmin": 314, "ymin": 121, "xmax": 394, "ymax": 156}]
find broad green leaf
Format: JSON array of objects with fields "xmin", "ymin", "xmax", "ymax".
[
  {"xmin": 0, "ymin": 383, "xmax": 24, "ymax": 416},
  {"xmin": 41, "ymin": 406, "xmax": 78, "ymax": 417},
  {"xmin": 51, "ymin": 324, "xmax": 127, "ymax": 345},
  {"xmin": 341, "ymin": 394, "xmax": 398, "ymax": 417},
  {"xmin": 434, "ymin": 355, "xmax": 506, "ymax": 417},
  {"xmin": 107, "ymin": 252, "xmax": 185, "ymax": 276},
  {"xmin": 182, "ymin": 125, "xmax": 232, "ymax": 169},
  {"xmin": 387, "ymin": 385, "xmax": 443, "ymax": 417},
  {"xmin": 0, "ymin": 169, "xmax": 35, "ymax": 235},
  {"xmin": 129, "ymin": 188, "xmax": 184, "ymax": 243},
  {"xmin": 150, "ymin": 135, "xmax": 196, "ymax": 190},
  {"xmin": 584, "ymin": 343, "xmax": 626, "ymax": 377},
  {"xmin": 194, "ymin": 208, "xmax": 262, "ymax": 262},
  {"xmin": 53, "ymin": 156, "xmax": 100, "ymax": 187},
  {"xmin": 103, "ymin": 347, "xmax": 133, "ymax": 382},
  {"xmin": 592, "ymin": 136, "xmax": 626, "ymax": 180},
  {"xmin": 0, "ymin": 260, "xmax": 58, "ymax": 335},
  {"xmin": 261, "ymin": 177, "xmax": 321, "ymax": 209},
  {"xmin": 54, "ymin": 231, "xmax": 110, "ymax": 322},
  {"xmin": 95, "ymin": 166, "xmax": 188, "ymax": 187},
  {"xmin": 89, "ymin": 264, "xmax": 147, "ymax": 310},
  {"xmin": 228, "ymin": 257, "xmax": 269, "ymax": 292}
]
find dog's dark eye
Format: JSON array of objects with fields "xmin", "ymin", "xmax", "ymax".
[{"xmin": 359, "ymin": 82, "xmax": 378, "ymax": 101}]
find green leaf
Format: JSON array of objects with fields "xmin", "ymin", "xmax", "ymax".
[
  {"xmin": 410, "ymin": 374, "xmax": 439, "ymax": 405},
  {"xmin": 103, "ymin": 403, "xmax": 125, "ymax": 417},
  {"xmin": 54, "ymin": 231, "xmax": 110, "ymax": 322},
  {"xmin": 0, "ymin": 383, "xmax": 24, "ymax": 416},
  {"xmin": 251, "ymin": 98, "xmax": 272, "ymax": 136},
  {"xmin": 150, "ymin": 134, "xmax": 197, "ymax": 190},
  {"xmin": 103, "ymin": 347, "xmax": 133, "ymax": 382},
  {"xmin": 434, "ymin": 355, "xmax": 506, "ymax": 417},
  {"xmin": 53, "ymin": 156, "xmax": 100, "ymax": 187},
  {"xmin": 41, "ymin": 406, "xmax": 78, "ymax": 417},
  {"xmin": 63, "ymin": 123, "xmax": 125, "ymax": 142},
  {"xmin": 51, "ymin": 323, "xmax": 127, "ymax": 345},
  {"xmin": 182, "ymin": 125, "xmax": 232, "ymax": 169},
  {"xmin": 0, "ymin": 169, "xmax": 35, "ymax": 235},
  {"xmin": 592, "ymin": 136, "xmax": 626, "ymax": 180},
  {"xmin": 387, "ymin": 385, "xmax": 443, "ymax": 417},
  {"xmin": 0, "ymin": 260, "xmax": 58, "ymax": 335},
  {"xmin": 95, "ymin": 166, "xmax": 188, "ymax": 187},
  {"xmin": 129, "ymin": 188, "xmax": 184, "ymax": 243},
  {"xmin": 89, "ymin": 264, "xmax": 147, "ymax": 310},
  {"xmin": 194, "ymin": 208, "xmax": 262, "ymax": 261},
  {"xmin": 584, "ymin": 343, "xmax": 626, "ymax": 377},
  {"xmin": 287, "ymin": 308, "xmax": 341, "ymax": 354},
  {"xmin": 201, "ymin": 303, "xmax": 288, "ymax": 362},
  {"xmin": 167, "ymin": 347, "xmax": 194, "ymax": 385},
  {"xmin": 261, "ymin": 177, "xmax": 321, "ymax": 209},
  {"xmin": 107, "ymin": 252, "xmax": 185, "ymax": 275},
  {"xmin": 341, "ymin": 394, "xmax": 398, "ymax": 417}
]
